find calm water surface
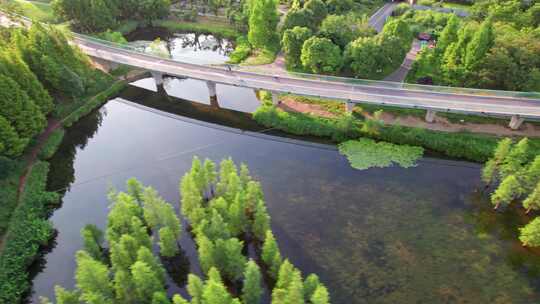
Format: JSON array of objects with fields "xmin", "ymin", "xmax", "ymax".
[{"xmin": 26, "ymin": 31, "xmax": 540, "ymax": 304}]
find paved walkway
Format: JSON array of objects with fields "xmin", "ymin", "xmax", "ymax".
[{"xmin": 384, "ymin": 39, "xmax": 421, "ymax": 82}]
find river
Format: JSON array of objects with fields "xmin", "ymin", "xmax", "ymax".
[{"xmin": 26, "ymin": 31, "xmax": 540, "ymax": 303}]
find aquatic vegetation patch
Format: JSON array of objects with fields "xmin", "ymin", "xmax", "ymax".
[{"xmin": 338, "ymin": 138, "xmax": 424, "ymax": 170}]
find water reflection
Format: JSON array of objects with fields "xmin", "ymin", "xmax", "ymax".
[
  {"xmin": 126, "ymin": 28, "xmax": 233, "ymax": 64},
  {"xmin": 27, "ymin": 86, "xmax": 540, "ymax": 303}
]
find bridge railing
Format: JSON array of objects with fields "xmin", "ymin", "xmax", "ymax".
[{"xmin": 3, "ymin": 8, "xmax": 540, "ymax": 102}]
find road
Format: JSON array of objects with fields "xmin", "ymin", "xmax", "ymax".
[
  {"xmin": 369, "ymin": 2, "xmax": 398, "ymax": 32},
  {"xmin": 384, "ymin": 39, "xmax": 421, "ymax": 82},
  {"xmin": 2, "ymin": 10, "xmax": 540, "ymax": 121}
]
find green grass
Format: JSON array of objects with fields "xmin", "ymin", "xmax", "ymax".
[
  {"xmin": 241, "ymin": 48, "xmax": 277, "ymax": 66},
  {"xmin": 0, "ymin": 159, "xmax": 24, "ymax": 238},
  {"xmin": 154, "ymin": 19, "xmax": 240, "ymax": 40},
  {"xmin": 38, "ymin": 128, "xmax": 65, "ymax": 160},
  {"xmin": 0, "ymin": 161, "xmax": 59, "ymax": 304},
  {"xmin": 253, "ymin": 104, "xmax": 540, "ymax": 163},
  {"xmin": 8, "ymin": 0, "xmax": 55, "ymax": 23},
  {"xmin": 440, "ymin": 1, "xmax": 472, "ymax": 11}
]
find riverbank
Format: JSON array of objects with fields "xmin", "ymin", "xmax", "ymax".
[
  {"xmin": 253, "ymin": 96, "xmax": 540, "ymax": 163},
  {"xmin": 0, "ymin": 67, "xmax": 139, "ymax": 304}
]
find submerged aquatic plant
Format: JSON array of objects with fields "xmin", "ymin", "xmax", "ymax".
[{"xmin": 338, "ymin": 138, "xmax": 424, "ymax": 170}]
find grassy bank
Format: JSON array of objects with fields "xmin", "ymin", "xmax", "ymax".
[
  {"xmin": 0, "ymin": 161, "xmax": 59, "ymax": 304},
  {"xmin": 0, "ymin": 73, "xmax": 127, "ymax": 303},
  {"xmin": 253, "ymin": 104, "xmax": 540, "ymax": 163}
]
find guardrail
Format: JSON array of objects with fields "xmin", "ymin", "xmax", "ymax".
[{"xmin": 3, "ymin": 8, "xmax": 540, "ymax": 103}]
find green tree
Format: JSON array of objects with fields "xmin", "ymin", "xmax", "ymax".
[
  {"xmin": 276, "ymin": 259, "xmax": 295, "ymax": 289},
  {"xmin": 248, "ymin": 0, "xmax": 279, "ymax": 50},
  {"xmin": 131, "ymin": 261, "xmax": 165, "ymax": 304},
  {"xmin": 281, "ymin": 8, "xmax": 315, "ymax": 32},
  {"xmin": 110, "ymin": 234, "xmax": 141, "ymax": 272},
  {"xmin": 303, "ymin": 273, "xmax": 320, "ymax": 300},
  {"xmin": 152, "ymin": 292, "xmax": 171, "ymax": 304},
  {"xmin": 54, "ymin": 286, "xmax": 80, "ymax": 304},
  {"xmin": 172, "ymin": 294, "xmax": 190, "ymax": 304},
  {"xmin": 252, "ymin": 200, "xmax": 270, "ymax": 240},
  {"xmin": 0, "ymin": 74, "xmax": 46, "ymax": 139},
  {"xmin": 138, "ymin": 0, "xmax": 171, "ymax": 26},
  {"xmin": 491, "ymin": 175, "xmax": 522, "ymax": 209},
  {"xmin": 262, "ymin": 230, "xmax": 282, "ymax": 278},
  {"xmin": 202, "ymin": 268, "xmax": 234, "ymax": 304},
  {"xmin": 500, "ymin": 138, "xmax": 529, "ymax": 179},
  {"xmin": 81, "ymin": 224, "xmax": 104, "ymax": 261},
  {"xmin": 523, "ymin": 182, "xmax": 540, "ymax": 214},
  {"xmin": 127, "ymin": 177, "xmax": 144, "ymax": 204},
  {"xmin": 319, "ymin": 15, "xmax": 356, "ymax": 49},
  {"xmin": 159, "ymin": 227, "xmax": 179, "ymax": 257},
  {"xmin": 0, "ymin": 50, "xmax": 53, "ymax": 115},
  {"xmin": 282, "ymin": 26, "xmax": 313, "ymax": 69},
  {"xmin": 75, "ymin": 251, "xmax": 114, "ymax": 304},
  {"xmin": 213, "ymin": 238, "xmax": 247, "ymax": 281},
  {"xmin": 137, "ymin": 247, "xmax": 166, "ymax": 284},
  {"xmin": 482, "ymin": 138, "xmax": 513, "ymax": 185},
  {"xmin": 301, "ymin": 37, "xmax": 343, "ymax": 74},
  {"xmin": 436, "ymin": 15, "xmax": 460, "ymax": 55},
  {"xmin": 284, "ymin": 271, "xmax": 304, "ymax": 304},
  {"xmin": 0, "ymin": 115, "xmax": 28, "ymax": 157},
  {"xmin": 519, "ymin": 217, "xmax": 540, "ymax": 247},
  {"xmin": 187, "ymin": 274, "xmax": 205, "ymax": 304},
  {"xmin": 113, "ymin": 270, "xmax": 136, "ymax": 304},
  {"xmin": 310, "ymin": 285, "xmax": 330, "ymax": 304},
  {"xmin": 464, "ymin": 18, "xmax": 494, "ymax": 71},
  {"xmin": 344, "ymin": 36, "xmax": 380, "ymax": 78},
  {"xmin": 242, "ymin": 260, "xmax": 263, "ymax": 304},
  {"xmin": 326, "ymin": 0, "xmax": 353, "ymax": 14},
  {"xmin": 304, "ymin": 0, "xmax": 327, "ymax": 25}
]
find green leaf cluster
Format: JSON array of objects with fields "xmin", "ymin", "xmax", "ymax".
[{"xmin": 338, "ymin": 138, "xmax": 424, "ymax": 170}]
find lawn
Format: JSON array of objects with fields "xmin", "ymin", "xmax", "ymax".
[{"xmin": 9, "ymin": 0, "xmax": 55, "ymax": 23}]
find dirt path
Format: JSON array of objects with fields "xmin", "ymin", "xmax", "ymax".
[{"xmin": 275, "ymin": 96, "xmax": 540, "ymax": 138}]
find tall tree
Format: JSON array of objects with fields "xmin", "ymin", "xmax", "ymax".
[
  {"xmin": 300, "ymin": 36, "xmax": 343, "ymax": 74},
  {"xmin": 519, "ymin": 217, "xmax": 540, "ymax": 247},
  {"xmin": 464, "ymin": 18, "xmax": 494, "ymax": 71},
  {"xmin": 310, "ymin": 285, "xmax": 330, "ymax": 304},
  {"xmin": 282, "ymin": 26, "xmax": 313, "ymax": 69},
  {"xmin": 491, "ymin": 175, "xmax": 522, "ymax": 209},
  {"xmin": 131, "ymin": 261, "xmax": 166, "ymax": 304},
  {"xmin": 81, "ymin": 224, "xmax": 104, "ymax": 261},
  {"xmin": 248, "ymin": 0, "xmax": 279, "ymax": 50},
  {"xmin": 159, "ymin": 227, "xmax": 180, "ymax": 257},
  {"xmin": 242, "ymin": 260, "xmax": 263, "ymax": 304},
  {"xmin": 75, "ymin": 251, "xmax": 114, "ymax": 304}
]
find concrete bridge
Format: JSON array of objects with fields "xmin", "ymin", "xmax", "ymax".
[{"xmin": 2, "ymin": 11, "xmax": 540, "ymax": 130}]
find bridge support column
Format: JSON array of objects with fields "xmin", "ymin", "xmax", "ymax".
[
  {"xmin": 271, "ymin": 91, "xmax": 280, "ymax": 105},
  {"xmin": 345, "ymin": 102, "xmax": 355, "ymax": 113},
  {"xmin": 151, "ymin": 71, "xmax": 164, "ymax": 86},
  {"xmin": 206, "ymin": 81, "xmax": 217, "ymax": 99},
  {"xmin": 509, "ymin": 115, "xmax": 524, "ymax": 130},
  {"xmin": 425, "ymin": 110, "xmax": 437, "ymax": 123}
]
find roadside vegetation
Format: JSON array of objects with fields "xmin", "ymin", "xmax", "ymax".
[
  {"xmin": 40, "ymin": 159, "xmax": 330, "ymax": 304},
  {"xmin": 408, "ymin": 0, "xmax": 540, "ymax": 91},
  {"xmin": 481, "ymin": 138, "xmax": 540, "ymax": 247}
]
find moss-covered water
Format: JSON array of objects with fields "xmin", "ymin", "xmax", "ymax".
[{"xmin": 27, "ymin": 84, "xmax": 540, "ymax": 303}]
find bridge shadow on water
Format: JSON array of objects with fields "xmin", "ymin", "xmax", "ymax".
[{"xmin": 118, "ymin": 83, "xmax": 337, "ymax": 149}]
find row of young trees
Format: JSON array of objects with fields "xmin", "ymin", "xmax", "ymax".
[
  {"xmin": 181, "ymin": 157, "xmax": 330, "ymax": 303},
  {"xmin": 52, "ymin": 0, "xmax": 171, "ymax": 32},
  {"xmin": 0, "ymin": 24, "xmax": 93, "ymax": 158},
  {"xmin": 481, "ymin": 138, "xmax": 540, "ymax": 247},
  {"xmin": 43, "ymin": 158, "xmax": 329, "ymax": 303},
  {"xmin": 280, "ymin": 0, "xmax": 411, "ymax": 78},
  {"xmin": 409, "ymin": 1, "xmax": 540, "ymax": 91}
]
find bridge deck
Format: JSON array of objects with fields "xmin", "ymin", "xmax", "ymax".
[{"xmin": 74, "ymin": 37, "xmax": 540, "ymax": 120}]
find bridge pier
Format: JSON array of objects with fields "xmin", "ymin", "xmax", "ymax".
[
  {"xmin": 151, "ymin": 71, "xmax": 164, "ymax": 86},
  {"xmin": 425, "ymin": 110, "xmax": 437, "ymax": 123},
  {"xmin": 271, "ymin": 91, "xmax": 280, "ymax": 105},
  {"xmin": 346, "ymin": 102, "xmax": 355, "ymax": 113},
  {"xmin": 509, "ymin": 115, "xmax": 524, "ymax": 130},
  {"xmin": 206, "ymin": 81, "xmax": 217, "ymax": 99}
]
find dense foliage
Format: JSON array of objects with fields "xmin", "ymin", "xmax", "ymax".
[
  {"xmin": 481, "ymin": 138, "xmax": 540, "ymax": 246},
  {"xmin": 409, "ymin": 1, "xmax": 540, "ymax": 91},
  {"xmin": 0, "ymin": 24, "xmax": 97, "ymax": 158},
  {"xmin": 41, "ymin": 159, "xmax": 329, "ymax": 303},
  {"xmin": 338, "ymin": 139, "xmax": 424, "ymax": 170},
  {"xmin": 52, "ymin": 0, "xmax": 171, "ymax": 32},
  {"xmin": 0, "ymin": 162, "xmax": 59, "ymax": 304},
  {"xmin": 280, "ymin": 0, "xmax": 409, "ymax": 78}
]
